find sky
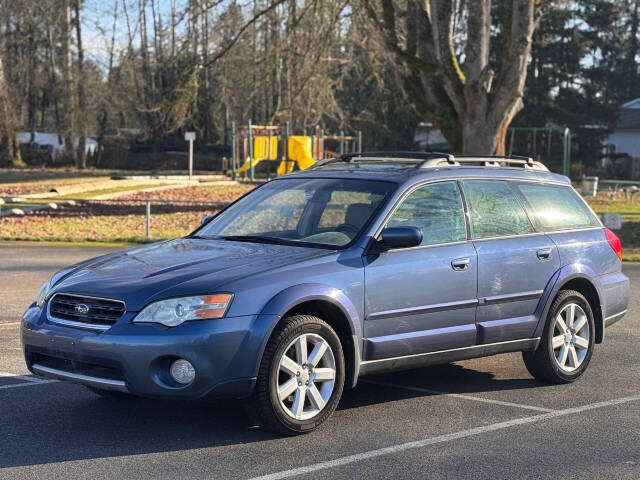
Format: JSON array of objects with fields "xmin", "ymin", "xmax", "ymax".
[{"xmin": 80, "ymin": 0, "xmax": 190, "ymax": 68}]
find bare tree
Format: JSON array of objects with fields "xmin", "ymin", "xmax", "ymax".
[
  {"xmin": 62, "ymin": 0, "xmax": 76, "ymax": 163},
  {"xmin": 0, "ymin": 0, "xmax": 549, "ymax": 167},
  {"xmin": 0, "ymin": 46, "xmax": 24, "ymax": 167},
  {"xmin": 74, "ymin": 0, "xmax": 87, "ymax": 168},
  {"xmin": 364, "ymin": 0, "xmax": 538, "ymax": 154}
]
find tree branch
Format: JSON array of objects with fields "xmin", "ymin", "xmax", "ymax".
[
  {"xmin": 424, "ymin": 0, "xmax": 465, "ymax": 116},
  {"xmin": 429, "ymin": 0, "xmax": 465, "ymax": 85},
  {"xmin": 463, "ymin": 0, "xmax": 491, "ymax": 84},
  {"xmin": 201, "ymin": 0, "xmax": 288, "ymax": 69},
  {"xmin": 362, "ymin": 0, "xmax": 439, "ymax": 74},
  {"xmin": 491, "ymin": 0, "xmax": 535, "ymax": 114}
]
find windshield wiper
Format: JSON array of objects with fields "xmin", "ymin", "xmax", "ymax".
[{"xmin": 219, "ymin": 235, "xmax": 289, "ymax": 245}]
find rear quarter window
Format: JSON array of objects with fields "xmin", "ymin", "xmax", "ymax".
[{"xmin": 515, "ymin": 183, "xmax": 600, "ymax": 231}]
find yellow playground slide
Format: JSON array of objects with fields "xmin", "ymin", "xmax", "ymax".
[
  {"xmin": 235, "ymin": 136, "xmax": 278, "ymax": 173},
  {"xmin": 277, "ymin": 136, "xmax": 315, "ymax": 174}
]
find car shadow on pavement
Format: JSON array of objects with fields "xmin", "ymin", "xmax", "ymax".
[
  {"xmin": 340, "ymin": 361, "xmax": 549, "ymax": 410},
  {"xmin": 0, "ymin": 386, "xmax": 275, "ymax": 469},
  {"xmin": 0, "ymin": 361, "xmax": 546, "ymax": 469}
]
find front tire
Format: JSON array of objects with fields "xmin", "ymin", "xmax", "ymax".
[
  {"xmin": 247, "ymin": 314, "xmax": 345, "ymax": 435},
  {"xmin": 523, "ymin": 289, "xmax": 595, "ymax": 383}
]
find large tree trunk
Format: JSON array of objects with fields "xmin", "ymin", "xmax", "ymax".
[
  {"xmin": 366, "ymin": 0, "xmax": 536, "ymax": 155},
  {"xmin": 0, "ymin": 46, "xmax": 24, "ymax": 167}
]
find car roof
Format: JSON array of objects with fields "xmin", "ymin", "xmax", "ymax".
[{"xmin": 281, "ymin": 153, "xmax": 570, "ymax": 186}]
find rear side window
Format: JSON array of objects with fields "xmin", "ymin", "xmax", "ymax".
[
  {"xmin": 387, "ymin": 181, "xmax": 466, "ymax": 246},
  {"xmin": 461, "ymin": 180, "xmax": 534, "ymax": 239},
  {"xmin": 516, "ymin": 183, "xmax": 600, "ymax": 230}
]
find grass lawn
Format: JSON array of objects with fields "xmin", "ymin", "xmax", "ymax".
[
  {"xmin": 0, "ymin": 175, "xmax": 113, "ymax": 196},
  {"xmin": 0, "ymin": 168, "xmax": 228, "ymax": 197},
  {"xmin": 586, "ymin": 196, "xmax": 640, "ymax": 261},
  {"xmin": 0, "ymin": 182, "xmax": 254, "ymax": 243},
  {"xmin": 0, "ymin": 169, "xmax": 112, "ymax": 184},
  {"xmin": 0, "ymin": 168, "xmax": 225, "ymax": 185},
  {"xmin": 55, "ymin": 183, "xmax": 166, "ymax": 200},
  {"xmin": 117, "ymin": 183, "xmax": 255, "ymax": 202}
]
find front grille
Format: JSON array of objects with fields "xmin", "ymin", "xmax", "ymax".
[{"xmin": 48, "ymin": 293, "xmax": 125, "ymax": 330}]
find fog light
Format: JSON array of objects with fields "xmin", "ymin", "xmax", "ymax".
[{"xmin": 170, "ymin": 359, "xmax": 196, "ymax": 385}]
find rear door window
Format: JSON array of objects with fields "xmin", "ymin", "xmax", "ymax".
[
  {"xmin": 515, "ymin": 183, "xmax": 600, "ymax": 231},
  {"xmin": 461, "ymin": 180, "xmax": 535, "ymax": 239}
]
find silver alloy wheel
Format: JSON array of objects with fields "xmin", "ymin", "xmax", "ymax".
[
  {"xmin": 277, "ymin": 333, "xmax": 336, "ymax": 420},
  {"xmin": 551, "ymin": 303, "xmax": 590, "ymax": 372}
]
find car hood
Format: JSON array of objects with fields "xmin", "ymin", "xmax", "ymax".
[{"xmin": 50, "ymin": 238, "xmax": 332, "ymax": 311}]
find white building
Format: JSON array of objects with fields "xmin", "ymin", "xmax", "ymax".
[
  {"xmin": 606, "ymin": 98, "xmax": 640, "ymax": 158},
  {"xmin": 18, "ymin": 132, "xmax": 98, "ymax": 159},
  {"xmin": 413, "ymin": 122, "xmax": 450, "ymax": 152}
]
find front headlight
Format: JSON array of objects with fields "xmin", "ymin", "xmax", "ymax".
[
  {"xmin": 36, "ymin": 280, "xmax": 52, "ymax": 308},
  {"xmin": 133, "ymin": 293, "xmax": 234, "ymax": 327}
]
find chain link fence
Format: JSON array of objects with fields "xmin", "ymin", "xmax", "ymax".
[{"xmin": 0, "ymin": 197, "xmax": 233, "ymax": 243}]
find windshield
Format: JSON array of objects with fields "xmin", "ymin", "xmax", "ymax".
[{"xmin": 194, "ymin": 177, "xmax": 396, "ymax": 248}]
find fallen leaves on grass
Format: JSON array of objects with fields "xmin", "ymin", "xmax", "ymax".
[
  {"xmin": 119, "ymin": 183, "xmax": 256, "ymax": 203},
  {"xmin": 0, "ymin": 181, "xmax": 256, "ymax": 243},
  {"xmin": 0, "ymin": 176, "xmax": 113, "ymax": 197},
  {"xmin": 0, "ymin": 201, "xmax": 221, "ymax": 243}
]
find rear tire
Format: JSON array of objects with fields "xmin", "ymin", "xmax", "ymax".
[
  {"xmin": 246, "ymin": 314, "xmax": 345, "ymax": 435},
  {"xmin": 523, "ymin": 289, "xmax": 595, "ymax": 383}
]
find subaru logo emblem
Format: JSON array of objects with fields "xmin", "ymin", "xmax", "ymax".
[{"xmin": 75, "ymin": 304, "xmax": 90, "ymax": 315}]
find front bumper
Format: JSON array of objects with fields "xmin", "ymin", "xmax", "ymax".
[{"xmin": 21, "ymin": 303, "xmax": 278, "ymax": 398}]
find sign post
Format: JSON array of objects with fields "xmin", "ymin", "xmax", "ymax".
[
  {"xmin": 185, "ymin": 131, "xmax": 196, "ymax": 179},
  {"xmin": 602, "ymin": 213, "xmax": 622, "ymax": 230}
]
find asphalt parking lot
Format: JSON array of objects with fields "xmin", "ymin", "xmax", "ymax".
[{"xmin": 1, "ymin": 243, "xmax": 639, "ymax": 479}]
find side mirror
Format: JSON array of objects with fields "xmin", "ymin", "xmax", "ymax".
[
  {"xmin": 200, "ymin": 215, "xmax": 213, "ymax": 225},
  {"xmin": 380, "ymin": 227, "xmax": 423, "ymax": 249}
]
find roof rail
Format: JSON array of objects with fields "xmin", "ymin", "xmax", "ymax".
[
  {"xmin": 311, "ymin": 151, "xmax": 452, "ymax": 169},
  {"xmin": 421, "ymin": 155, "xmax": 549, "ymax": 171},
  {"xmin": 312, "ymin": 151, "xmax": 549, "ymax": 171},
  {"xmin": 338, "ymin": 151, "xmax": 453, "ymax": 162}
]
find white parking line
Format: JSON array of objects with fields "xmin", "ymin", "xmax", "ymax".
[
  {"xmin": 0, "ymin": 379, "xmax": 58, "ymax": 390},
  {"xmin": 0, "ymin": 371, "xmax": 50, "ymax": 383},
  {"xmin": 361, "ymin": 379, "xmax": 555, "ymax": 413},
  {"xmin": 0, "ymin": 371, "xmax": 58, "ymax": 389},
  {"xmin": 249, "ymin": 394, "xmax": 640, "ymax": 480},
  {"xmin": 0, "ymin": 322, "xmax": 21, "ymax": 328}
]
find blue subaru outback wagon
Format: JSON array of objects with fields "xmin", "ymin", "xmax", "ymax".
[{"xmin": 22, "ymin": 153, "xmax": 629, "ymax": 435}]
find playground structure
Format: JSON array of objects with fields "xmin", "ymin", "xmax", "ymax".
[
  {"xmin": 228, "ymin": 121, "xmax": 362, "ymax": 180},
  {"xmin": 506, "ymin": 125, "xmax": 571, "ymax": 177}
]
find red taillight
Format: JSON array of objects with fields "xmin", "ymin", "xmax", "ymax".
[{"xmin": 605, "ymin": 228, "xmax": 623, "ymax": 260}]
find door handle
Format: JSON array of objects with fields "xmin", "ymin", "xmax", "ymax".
[
  {"xmin": 451, "ymin": 257, "xmax": 470, "ymax": 271},
  {"xmin": 537, "ymin": 248, "xmax": 552, "ymax": 260}
]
